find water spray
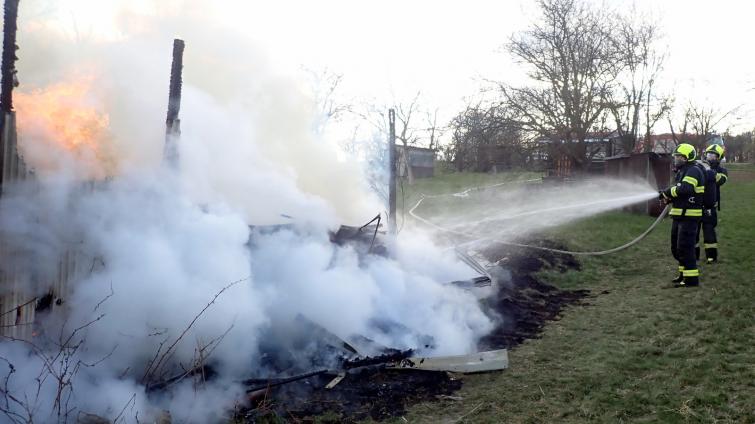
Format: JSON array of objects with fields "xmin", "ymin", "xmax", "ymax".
[{"xmin": 409, "ymin": 178, "xmax": 669, "ymax": 256}]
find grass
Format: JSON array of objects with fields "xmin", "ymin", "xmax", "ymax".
[{"xmin": 400, "ymin": 165, "xmax": 755, "ymax": 423}]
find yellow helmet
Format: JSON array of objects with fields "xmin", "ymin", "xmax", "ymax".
[
  {"xmin": 704, "ymin": 143, "xmax": 725, "ymax": 159},
  {"xmin": 673, "ymin": 143, "xmax": 697, "ymax": 162}
]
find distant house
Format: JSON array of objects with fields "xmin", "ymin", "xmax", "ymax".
[
  {"xmin": 640, "ymin": 133, "xmax": 723, "ymax": 154},
  {"xmin": 397, "ymin": 145, "xmax": 435, "ymax": 179},
  {"xmin": 537, "ymin": 131, "xmax": 627, "ymax": 159}
]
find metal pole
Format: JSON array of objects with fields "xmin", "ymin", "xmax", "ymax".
[
  {"xmin": 163, "ymin": 38, "xmax": 184, "ymax": 166},
  {"xmin": 388, "ymin": 108, "xmax": 397, "ymax": 235}
]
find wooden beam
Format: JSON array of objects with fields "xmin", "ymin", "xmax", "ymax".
[
  {"xmin": 388, "ymin": 108, "xmax": 396, "ymax": 234},
  {"xmin": 163, "ymin": 38, "xmax": 185, "ymax": 166}
]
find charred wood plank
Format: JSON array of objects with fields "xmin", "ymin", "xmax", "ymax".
[
  {"xmin": 244, "ymin": 368, "xmax": 329, "ymax": 393},
  {"xmin": 166, "ymin": 38, "xmax": 184, "ymax": 125},
  {"xmin": 388, "ymin": 109, "xmax": 397, "ymax": 234},
  {"xmin": 342, "ymin": 349, "xmax": 413, "ymax": 369},
  {"xmin": 163, "ymin": 38, "xmax": 184, "ymax": 165},
  {"xmin": 0, "ymin": 0, "xmax": 19, "ymax": 113}
]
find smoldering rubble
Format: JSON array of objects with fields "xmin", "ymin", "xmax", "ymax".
[{"xmin": 0, "ymin": 2, "xmax": 592, "ymax": 423}]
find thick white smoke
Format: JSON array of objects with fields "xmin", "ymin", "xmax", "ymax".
[
  {"xmin": 0, "ymin": 170, "xmax": 491, "ymax": 422},
  {"xmin": 0, "ymin": 2, "xmax": 494, "ymax": 423}
]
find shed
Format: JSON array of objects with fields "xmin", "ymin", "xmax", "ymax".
[
  {"xmin": 397, "ymin": 145, "xmax": 435, "ymax": 179},
  {"xmin": 604, "ymin": 152, "xmax": 672, "ymax": 216}
]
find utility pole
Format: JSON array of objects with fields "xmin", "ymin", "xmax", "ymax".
[
  {"xmin": 163, "ymin": 38, "xmax": 184, "ymax": 167},
  {"xmin": 388, "ymin": 108, "xmax": 397, "ymax": 235}
]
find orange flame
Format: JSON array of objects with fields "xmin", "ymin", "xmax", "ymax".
[{"xmin": 15, "ymin": 78, "xmax": 116, "ymax": 178}]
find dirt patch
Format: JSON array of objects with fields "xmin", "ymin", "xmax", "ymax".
[
  {"xmin": 478, "ymin": 240, "xmax": 589, "ymax": 350},
  {"xmin": 242, "ymin": 368, "xmax": 461, "ymax": 423}
]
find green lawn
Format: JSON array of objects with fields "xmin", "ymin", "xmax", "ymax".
[{"xmin": 402, "ymin": 165, "xmax": 755, "ymax": 423}]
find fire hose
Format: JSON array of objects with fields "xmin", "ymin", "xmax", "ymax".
[{"xmin": 408, "ymin": 179, "xmax": 671, "ymax": 256}]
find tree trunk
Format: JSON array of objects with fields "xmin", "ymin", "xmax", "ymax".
[{"xmin": 402, "ymin": 143, "xmax": 415, "ymax": 185}]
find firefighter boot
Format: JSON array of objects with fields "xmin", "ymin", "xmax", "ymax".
[
  {"xmin": 671, "ymin": 266, "xmax": 684, "ymax": 284},
  {"xmin": 681, "ymin": 275, "xmax": 700, "ymax": 287},
  {"xmin": 674, "ymin": 269, "xmax": 700, "ymax": 288},
  {"xmin": 705, "ymin": 245, "xmax": 718, "ymax": 264}
]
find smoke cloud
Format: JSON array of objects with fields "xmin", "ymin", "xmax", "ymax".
[{"xmin": 0, "ymin": 1, "xmax": 495, "ymax": 423}]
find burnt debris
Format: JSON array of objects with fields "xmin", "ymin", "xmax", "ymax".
[
  {"xmin": 330, "ymin": 214, "xmax": 387, "ymax": 257},
  {"xmin": 194, "ymin": 217, "xmax": 585, "ymax": 421}
]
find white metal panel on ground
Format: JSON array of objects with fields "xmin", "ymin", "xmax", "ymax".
[{"xmin": 389, "ymin": 349, "xmax": 509, "ymax": 373}]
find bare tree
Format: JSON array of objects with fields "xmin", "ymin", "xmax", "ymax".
[
  {"xmin": 499, "ymin": 0, "xmax": 622, "ymax": 171},
  {"xmin": 352, "ymin": 92, "xmax": 431, "ymax": 185},
  {"xmin": 609, "ymin": 11, "xmax": 671, "ymax": 153},
  {"xmin": 667, "ymin": 100, "xmax": 690, "ymax": 145},
  {"xmin": 722, "ymin": 131, "xmax": 755, "ymax": 162},
  {"xmin": 425, "ymin": 107, "xmax": 444, "ymax": 151},
  {"xmin": 448, "ymin": 101, "xmax": 525, "ymax": 172},
  {"xmin": 302, "ymin": 67, "xmax": 351, "ymax": 136},
  {"xmin": 393, "ymin": 92, "xmax": 421, "ymax": 183},
  {"xmin": 669, "ymin": 102, "xmax": 740, "ymax": 149}
]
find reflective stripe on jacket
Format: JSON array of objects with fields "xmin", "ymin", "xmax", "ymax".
[{"xmin": 664, "ymin": 163, "xmax": 705, "ymax": 219}]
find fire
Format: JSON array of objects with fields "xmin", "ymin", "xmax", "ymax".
[{"xmin": 15, "ymin": 78, "xmax": 116, "ymax": 178}]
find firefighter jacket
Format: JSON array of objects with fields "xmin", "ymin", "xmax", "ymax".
[
  {"xmin": 663, "ymin": 162, "xmax": 705, "ymax": 218},
  {"xmin": 696, "ymin": 161, "xmax": 718, "ymax": 209},
  {"xmin": 712, "ymin": 164, "xmax": 728, "ymax": 209}
]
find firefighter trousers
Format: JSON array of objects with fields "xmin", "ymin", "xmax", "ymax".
[
  {"xmin": 671, "ymin": 218, "xmax": 700, "ymax": 285},
  {"xmin": 696, "ymin": 208, "xmax": 718, "ymax": 262}
]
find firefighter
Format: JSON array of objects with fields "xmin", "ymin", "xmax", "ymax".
[
  {"xmin": 700, "ymin": 144, "xmax": 728, "ymax": 262},
  {"xmin": 695, "ymin": 155, "xmax": 718, "ymax": 262},
  {"xmin": 659, "ymin": 143, "xmax": 706, "ymax": 287}
]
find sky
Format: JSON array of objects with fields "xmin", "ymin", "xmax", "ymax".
[
  {"xmin": 220, "ymin": 0, "xmax": 755, "ymax": 135},
  {"xmin": 15, "ymin": 0, "xmax": 755, "ymax": 138}
]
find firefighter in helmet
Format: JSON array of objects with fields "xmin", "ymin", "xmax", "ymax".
[
  {"xmin": 694, "ymin": 153, "xmax": 718, "ymax": 262},
  {"xmin": 659, "ymin": 143, "xmax": 706, "ymax": 287},
  {"xmin": 699, "ymin": 143, "xmax": 728, "ymax": 262}
]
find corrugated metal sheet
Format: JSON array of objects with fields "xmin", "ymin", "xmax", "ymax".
[
  {"xmin": 0, "ymin": 252, "xmax": 35, "ymax": 339},
  {"xmin": 0, "ymin": 247, "xmax": 94, "ymax": 340},
  {"xmin": 0, "ymin": 112, "xmax": 94, "ymax": 340},
  {"xmin": 1, "ymin": 113, "xmax": 32, "ymax": 189},
  {"xmin": 0, "ymin": 112, "xmax": 35, "ymax": 339}
]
